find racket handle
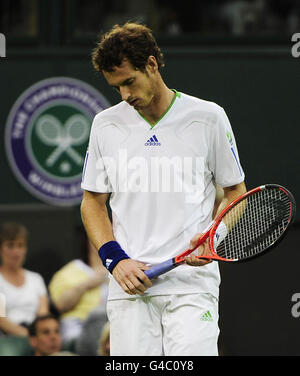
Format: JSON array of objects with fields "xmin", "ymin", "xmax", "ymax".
[{"xmin": 144, "ymin": 259, "xmax": 177, "ymax": 280}]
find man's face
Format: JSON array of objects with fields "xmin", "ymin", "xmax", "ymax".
[
  {"xmin": 30, "ymin": 319, "xmax": 61, "ymax": 356},
  {"xmin": 103, "ymin": 58, "xmax": 157, "ymax": 110},
  {"xmin": 0, "ymin": 237, "xmax": 27, "ymax": 269}
]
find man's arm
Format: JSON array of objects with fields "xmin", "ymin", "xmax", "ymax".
[
  {"xmin": 80, "ymin": 190, "xmax": 152, "ymax": 295},
  {"xmin": 212, "ymin": 183, "xmax": 224, "ymax": 219},
  {"xmin": 185, "ymin": 181, "xmax": 247, "ymax": 266},
  {"xmin": 80, "ymin": 190, "xmax": 113, "ymax": 249},
  {"xmin": 213, "ymin": 182, "xmax": 246, "ymax": 219}
]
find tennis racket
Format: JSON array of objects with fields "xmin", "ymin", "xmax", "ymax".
[{"xmin": 144, "ymin": 184, "xmax": 296, "ymax": 280}]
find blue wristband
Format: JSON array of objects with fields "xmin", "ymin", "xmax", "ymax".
[{"xmin": 98, "ymin": 241, "xmax": 130, "ymax": 274}]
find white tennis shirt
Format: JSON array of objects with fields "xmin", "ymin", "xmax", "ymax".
[
  {"xmin": 0, "ymin": 270, "xmax": 47, "ymax": 325},
  {"xmin": 81, "ymin": 91, "xmax": 245, "ymax": 300}
]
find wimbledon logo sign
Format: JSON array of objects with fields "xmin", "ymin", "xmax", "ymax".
[{"xmin": 5, "ymin": 77, "xmax": 110, "ymax": 206}]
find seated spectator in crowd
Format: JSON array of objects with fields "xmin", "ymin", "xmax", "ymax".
[
  {"xmin": 75, "ymin": 306, "xmax": 108, "ymax": 356},
  {"xmin": 98, "ymin": 321, "xmax": 110, "ymax": 356},
  {"xmin": 0, "ymin": 222, "xmax": 49, "ymax": 336},
  {"xmin": 48, "ymin": 229, "xmax": 108, "ymax": 345},
  {"xmin": 29, "ymin": 314, "xmax": 62, "ymax": 356}
]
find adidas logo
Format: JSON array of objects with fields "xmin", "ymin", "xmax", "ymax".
[
  {"xmin": 200, "ymin": 310, "xmax": 213, "ymax": 322},
  {"xmin": 106, "ymin": 258, "xmax": 112, "ymax": 269},
  {"xmin": 145, "ymin": 135, "xmax": 161, "ymax": 146}
]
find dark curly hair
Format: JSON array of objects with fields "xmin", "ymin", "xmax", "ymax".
[
  {"xmin": 29, "ymin": 314, "xmax": 59, "ymax": 336},
  {"xmin": 92, "ymin": 22, "xmax": 165, "ymax": 73}
]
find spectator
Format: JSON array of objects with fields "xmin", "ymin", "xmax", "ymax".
[
  {"xmin": 28, "ymin": 314, "xmax": 61, "ymax": 356},
  {"xmin": 0, "ymin": 222, "xmax": 49, "ymax": 336},
  {"xmin": 221, "ymin": 0, "xmax": 266, "ymax": 35},
  {"xmin": 75, "ymin": 306, "xmax": 108, "ymax": 356},
  {"xmin": 48, "ymin": 229, "xmax": 108, "ymax": 345},
  {"xmin": 98, "ymin": 321, "xmax": 110, "ymax": 356}
]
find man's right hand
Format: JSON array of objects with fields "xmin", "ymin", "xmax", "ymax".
[{"xmin": 112, "ymin": 259, "xmax": 152, "ymax": 296}]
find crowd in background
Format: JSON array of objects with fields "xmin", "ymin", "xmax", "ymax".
[
  {"xmin": 0, "ymin": 0, "xmax": 299, "ymax": 40},
  {"xmin": 154, "ymin": 0, "xmax": 300, "ymax": 36},
  {"xmin": 0, "ymin": 222, "xmax": 110, "ymax": 356}
]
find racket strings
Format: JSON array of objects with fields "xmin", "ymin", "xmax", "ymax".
[{"xmin": 216, "ymin": 188, "xmax": 292, "ymax": 260}]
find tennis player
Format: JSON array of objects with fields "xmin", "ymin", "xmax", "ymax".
[{"xmin": 81, "ymin": 22, "xmax": 246, "ymax": 356}]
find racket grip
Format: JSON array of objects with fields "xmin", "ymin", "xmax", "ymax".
[{"xmin": 144, "ymin": 259, "xmax": 176, "ymax": 280}]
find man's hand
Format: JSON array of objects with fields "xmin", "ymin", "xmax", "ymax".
[
  {"xmin": 112, "ymin": 259, "xmax": 152, "ymax": 295},
  {"xmin": 185, "ymin": 233, "xmax": 213, "ymax": 266}
]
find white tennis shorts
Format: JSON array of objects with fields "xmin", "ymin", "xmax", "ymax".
[{"xmin": 107, "ymin": 293, "xmax": 219, "ymax": 356}]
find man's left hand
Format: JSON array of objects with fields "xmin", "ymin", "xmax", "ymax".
[{"xmin": 185, "ymin": 234, "xmax": 213, "ymax": 266}]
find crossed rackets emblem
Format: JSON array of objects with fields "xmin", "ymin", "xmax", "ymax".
[{"xmin": 36, "ymin": 114, "xmax": 90, "ymax": 167}]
